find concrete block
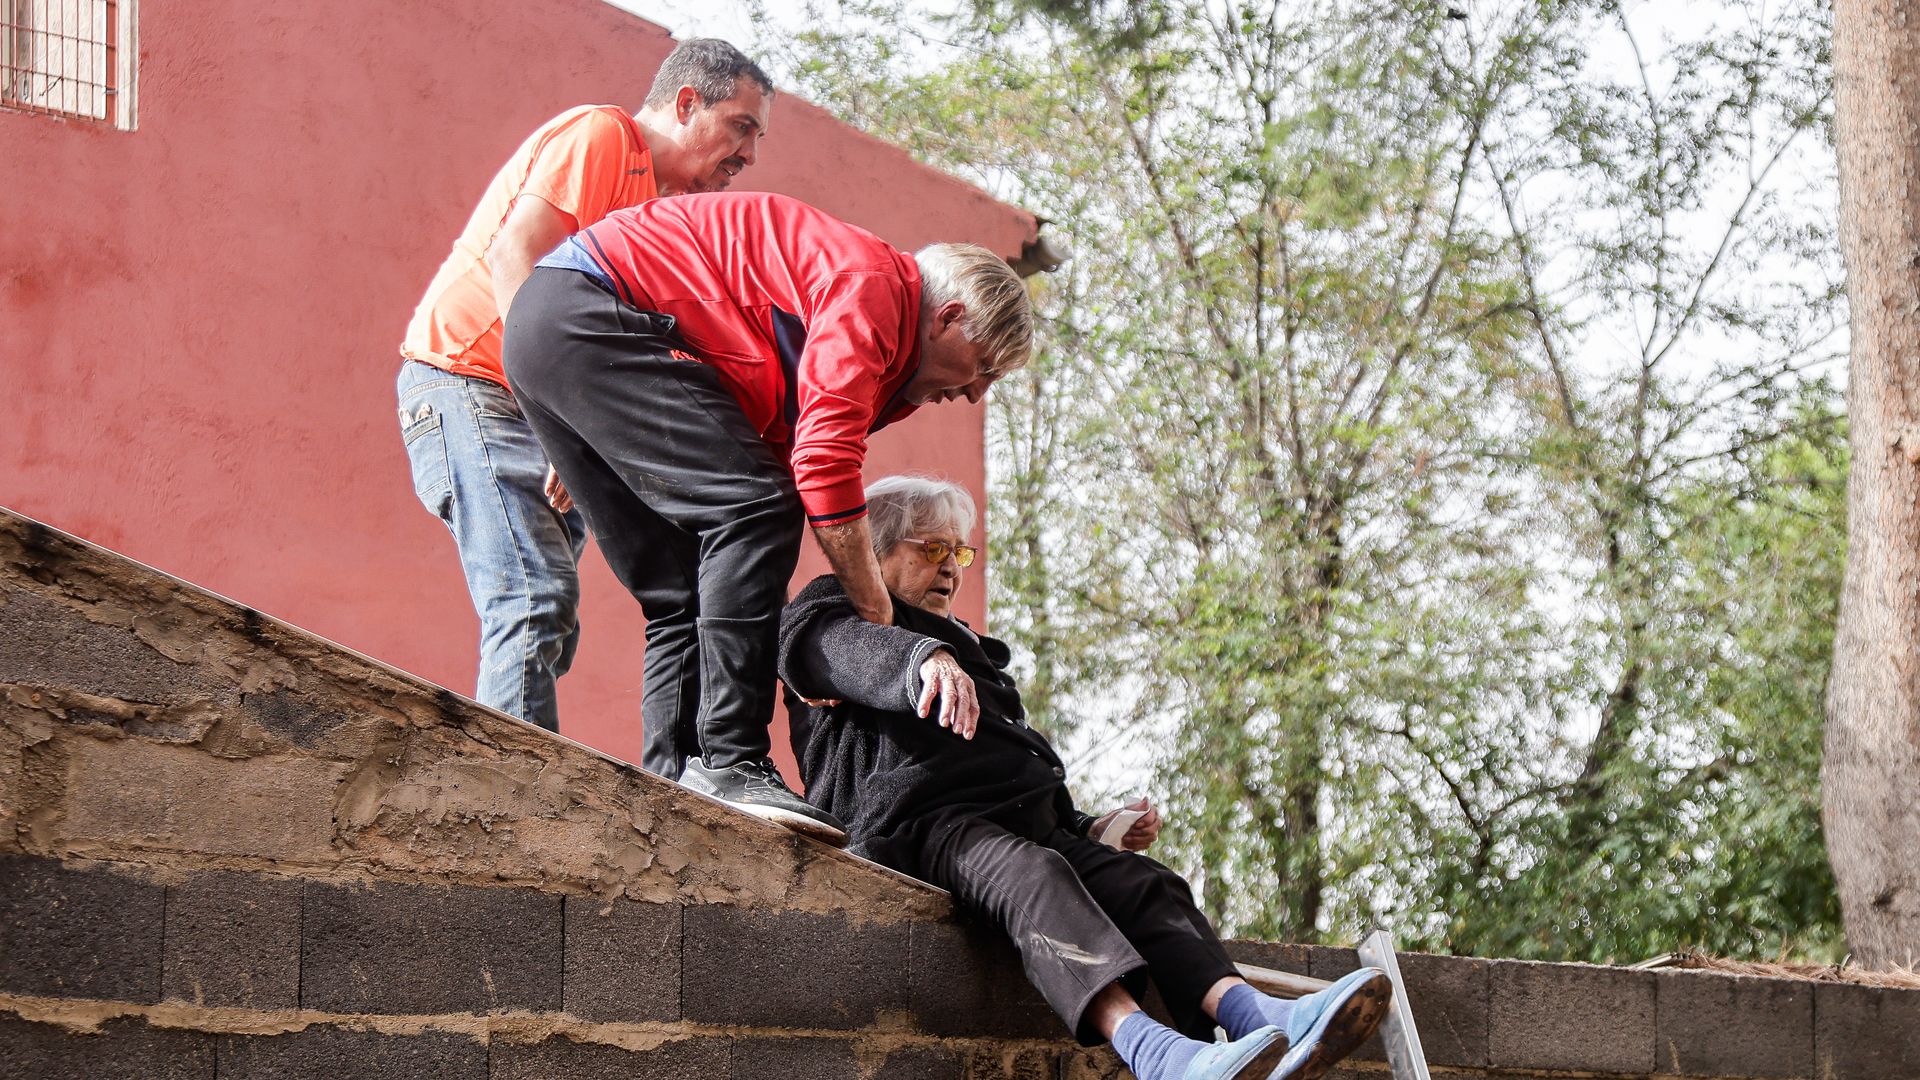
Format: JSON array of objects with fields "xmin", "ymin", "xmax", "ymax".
[
  {"xmin": 1814, "ymin": 981, "xmax": 1920, "ymax": 1080},
  {"xmin": 1223, "ymin": 939, "xmax": 1315, "ymax": 977},
  {"xmin": 0, "ymin": 854, "xmax": 163, "ymax": 1002},
  {"xmin": 1303, "ymin": 944, "xmax": 1359, "ymax": 982},
  {"xmin": 218, "ymin": 1026, "xmax": 487, "ymax": 1079},
  {"xmin": 300, "ymin": 879, "xmax": 562, "ymax": 1015},
  {"xmin": 728, "ymin": 1035, "xmax": 862, "ymax": 1080},
  {"xmin": 0, "ymin": 582, "xmax": 231, "ymax": 706},
  {"xmin": 0, "ymin": 1013, "xmax": 214, "ymax": 1079},
  {"xmin": 911, "ymin": 918, "xmax": 1069, "ymax": 1040},
  {"xmin": 873, "ymin": 1044, "xmax": 966, "ymax": 1080},
  {"xmin": 1306, "ymin": 944, "xmax": 1489, "ymax": 1068},
  {"xmin": 235, "ymin": 688, "xmax": 353, "ymax": 749},
  {"xmin": 1488, "ymin": 958, "xmax": 1654, "ymax": 1074},
  {"xmin": 61, "ymin": 738, "xmax": 349, "ymax": 862},
  {"xmin": 563, "ymin": 896, "xmax": 681, "ymax": 1023},
  {"xmin": 0, "ymin": 712, "xmax": 29, "ymax": 852},
  {"xmin": 681, "ymin": 904, "xmax": 909, "ymax": 1029},
  {"xmin": 490, "ymin": 1034, "xmax": 729, "ymax": 1080},
  {"xmin": 231, "ymin": 685, "xmax": 400, "ymax": 761},
  {"xmin": 1656, "ymin": 968, "xmax": 1812, "ymax": 1077},
  {"xmin": 964, "ymin": 1044, "xmax": 1060, "ymax": 1080},
  {"xmin": 162, "ymin": 871, "xmax": 301, "ymax": 1008},
  {"xmin": 1059, "ymin": 1046, "xmax": 1127, "ymax": 1080}
]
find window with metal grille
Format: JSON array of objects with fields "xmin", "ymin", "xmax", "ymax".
[{"xmin": 1, "ymin": 0, "xmax": 135, "ymax": 128}]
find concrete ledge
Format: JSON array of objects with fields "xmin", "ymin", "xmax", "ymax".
[
  {"xmin": 0, "ymin": 508, "xmax": 947, "ymax": 923},
  {"xmin": 6, "ymin": 832, "xmax": 1920, "ymax": 1077}
]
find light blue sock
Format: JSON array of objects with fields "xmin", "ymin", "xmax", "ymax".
[
  {"xmin": 1112, "ymin": 1010, "xmax": 1203, "ymax": 1080},
  {"xmin": 1216, "ymin": 982, "xmax": 1295, "ymax": 1042}
]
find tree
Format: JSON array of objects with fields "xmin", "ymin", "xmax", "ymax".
[
  {"xmin": 1454, "ymin": 0, "xmax": 1844, "ymax": 961},
  {"xmin": 1825, "ymin": 0, "xmax": 1920, "ymax": 969}
]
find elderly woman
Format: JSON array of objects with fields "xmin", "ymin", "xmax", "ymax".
[{"xmin": 777, "ymin": 476, "xmax": 1389, "ymax": 1080}]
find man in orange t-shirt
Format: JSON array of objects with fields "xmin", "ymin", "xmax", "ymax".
[{"xmin": 397, "ymin": 39, "xmax": 773, "ymax": 732}]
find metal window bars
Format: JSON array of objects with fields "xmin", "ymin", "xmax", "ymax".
[{"xmin": 1, "ymin": 0, "xmax": 120, "ymax": 124}]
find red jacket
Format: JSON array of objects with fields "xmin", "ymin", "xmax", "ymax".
[{"xmin": 564, "ymin": 192, "xmax": 923, "ymax": 525}]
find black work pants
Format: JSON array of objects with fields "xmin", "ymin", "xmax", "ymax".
[
  {"xmin": 502, "ymin": 266, "xmax": 803, "ymax": 777},
  {"xmin": 913, "ymin": 807, "xmax": 1240, "ymax": 1044}
]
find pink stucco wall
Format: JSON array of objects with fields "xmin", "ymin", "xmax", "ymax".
[{"xmin": 0, "ymin": 0, "xmax": 1034, "ymax": 776}]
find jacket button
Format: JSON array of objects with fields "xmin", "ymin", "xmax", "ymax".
[{"xmin": 1052, "ymin": 766, "xmax": 1066, "ymax": 778}]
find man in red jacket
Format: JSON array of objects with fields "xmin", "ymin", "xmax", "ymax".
[{"xmin": 501, "ymin": 191, "xmax": 1032, "ymax": 843}]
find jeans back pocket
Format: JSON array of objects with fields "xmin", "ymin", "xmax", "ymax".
[{"xmin": 401, "ymin": 405, "xmax": 453, "ymax": 519}]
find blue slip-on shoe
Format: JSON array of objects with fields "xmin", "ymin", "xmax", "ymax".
[
  {"xmin": 1271, "ymin": 966, "xmax": 1393, "ymax": 1080},
  {"xmin": 1181, "ymin": 1025, "xmax": 1290, "ymax": 1080}
]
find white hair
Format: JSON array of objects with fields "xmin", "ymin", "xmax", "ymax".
[
  {"xmin": 913, "ymin": 243, "xmax": 1034, "ymax": 378},
  {"xmin": 866, "ymin": 475, "xmax": 977, "ymax": 558}
]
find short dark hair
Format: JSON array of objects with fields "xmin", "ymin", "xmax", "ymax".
[{"xmin": 643, "ymin": 39, "xmax": 774, "ymax": 108}]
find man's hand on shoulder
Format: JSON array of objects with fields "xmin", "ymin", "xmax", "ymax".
[{"xmin": 811, "ymin": 518, "xmax": 894, "ymax": 625}]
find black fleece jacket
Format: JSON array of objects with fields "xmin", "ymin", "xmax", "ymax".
[{"xmin": 777, "ymin": 574, "xmax": 1099, "ymax": 869}]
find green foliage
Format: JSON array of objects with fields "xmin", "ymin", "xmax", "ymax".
[
  {"xmin": 758, "ymin": 0, "xmax": 1845, "ymax": 961},
  {"xmin": 1425, "ymin": 393, "xmax": 1848, "ymax": 961}
]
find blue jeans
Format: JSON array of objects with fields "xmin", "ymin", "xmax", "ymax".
[{"xmin": 397, "ymin": 360, "xmax": 587, "ymax": 730}]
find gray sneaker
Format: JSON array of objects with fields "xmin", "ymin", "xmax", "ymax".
[{"xmin": 678, "ymin": 757, "xmax": 849, "ymax": 846}]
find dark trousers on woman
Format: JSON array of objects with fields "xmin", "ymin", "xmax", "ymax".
[
  {"xmin": 502, "ymin": 266, "xmax": 803, "ymax": 777},
  {"xmin": 913, "ymin": 801, "xmax": 1241, "ymax": 1044}
]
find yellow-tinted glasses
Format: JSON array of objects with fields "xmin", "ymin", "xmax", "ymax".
[{"xmin": 900, "ymin": 538, "xmax": 977, "ymax": 567}]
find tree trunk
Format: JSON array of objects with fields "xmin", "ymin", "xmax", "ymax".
[{"xmin": 1825, "ymin": 0, "xmax": 1920, "ymax": 969}]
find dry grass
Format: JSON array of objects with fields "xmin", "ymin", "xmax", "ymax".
[{"xmin": 1657, "ymin": 947, "xmax": 1920, "ymax": 990}]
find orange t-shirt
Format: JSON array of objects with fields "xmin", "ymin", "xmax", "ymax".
[{"xmin": 400, "ymin": 105, "xmax": 659, "ymax": 387}]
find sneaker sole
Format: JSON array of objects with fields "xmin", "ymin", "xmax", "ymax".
[
  {"xmin": 725, "ymin": 800, "xmax": 849, "ymax": 846},
  {"xmin": 1278, "ymin": 971, "xmax": 1393, "ymax": 1080},
  {"xmin": 1232, "ymin": 1034, "xmax": 1291, "ymax": 1079}
]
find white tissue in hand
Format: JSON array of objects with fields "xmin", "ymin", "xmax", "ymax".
[{"xmin": 1096, "ymin": 806, "xmax": 1148, "ymax": 850}]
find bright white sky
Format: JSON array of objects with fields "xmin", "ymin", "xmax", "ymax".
[{"xmin": 606, "ymin": 1, "xmax": 788, "ymax": 47}]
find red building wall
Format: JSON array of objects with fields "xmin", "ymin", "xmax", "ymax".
[{"xmin": 0, "ymin": 0, "xmax": 1033, "ymax": 774}]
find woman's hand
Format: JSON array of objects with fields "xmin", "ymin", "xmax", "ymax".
[
  {"xmin": 544, "ymin": 466, "xmax": 573, "ymax": 513},
  {"xmin": 917, "ymin": 649, "xmax": 979, "ymax": 739},
  {"xmin": 1090, "ymin": 798, "xmax": 1163, "ymax": 851}
]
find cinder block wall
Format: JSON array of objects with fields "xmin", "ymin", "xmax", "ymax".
[{"xmin": 2, "ymin": 506, "xmax": 1915, "ymax": 1080}]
